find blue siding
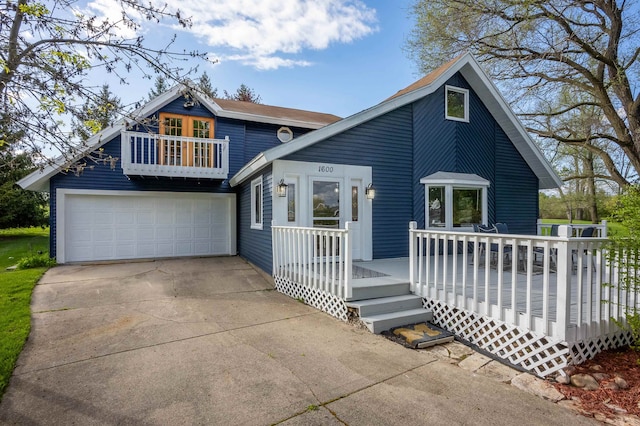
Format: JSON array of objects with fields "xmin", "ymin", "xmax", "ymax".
[
  {"xmin": 412, "ymin": 86, "xmax": 457, "ymax": 228},
  {"xmin": 238, "ymin": 166, "xmax": 273, "ymax": 273},
  {"xmin": 412, "ymin": 73, "xmax": 537, "ymax": 235},
  {"xmin": 494, "ymin": 127, "xmax": 538, "ymax": 234},
  {"xmin": 285, "ymin": 106, "xmax": 414, "ymax": 259}
]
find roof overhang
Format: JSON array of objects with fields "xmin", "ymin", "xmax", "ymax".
[{"xmin": 420, "ymin": 172, "xmax": 490, "ymax": 187}]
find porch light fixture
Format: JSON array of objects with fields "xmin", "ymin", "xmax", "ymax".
[
  {"xmin": 365, "ymin": 183, "xmax": 376, "ymax": 200},
  {"xmin": 276, "ymin": 179, "xmax": 288, "ymax": 197},
  {"xmin": 183, "ymin": 100, "xmax": 195, "ymax": 109}
]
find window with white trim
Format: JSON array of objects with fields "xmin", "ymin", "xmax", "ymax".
[
  {"xmin": 445, "ymin": 86, "xmax": 469, "ymax": 122},
  {"xmin": 251, "ymin": 176, "xmax": 263, "ymax": 229},
  {"xmin": 421, "ymin": 173, "xmax": 489, "ymax": 230}
]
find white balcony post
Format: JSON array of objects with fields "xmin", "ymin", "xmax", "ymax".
[
  {"xmin": 409, "ymin": 221, "xmax": 417, "ymax": 294},
  {"xmin": 537, "ymin": 218, "xmax": 542, "ymax": 236},
  {"xmin": 555, "ymin": 225, "xmax": 573, "ymax": 341},
  {"xmin": 344, "ymin": 222, "xmax": 352, "ymax": 300},
  {"xmin": 121, "ymin": 131, "xmax": 131, "ymax": 173}
]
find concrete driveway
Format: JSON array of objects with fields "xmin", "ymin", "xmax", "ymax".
[{"xmin": 0, "ymin": 257, "xmax": 594, "ymax": 425}]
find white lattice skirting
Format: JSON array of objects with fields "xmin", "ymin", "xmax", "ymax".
[
  {"xmin": 274, "ymin": 276, "xmax": 348, "ymax": 322},
  {"xmin": 422, "ymin": 297, "xmax": 631, "ymax": 377}
]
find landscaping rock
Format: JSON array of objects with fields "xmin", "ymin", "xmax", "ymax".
[
  {"xmin": 592, "ymin": 373, "xmax": 609, "ymax": 381},
  {"xmin": 555, "ymin": 374, "xmax": 571, "ymax": 385},
  {"xmin": 571, "ymin": 373, "xmax": 600, "ymax": 390},
  {"xmin": 563, "ymin": 365, "xmax": 577, "ymax": 376},
  {"xmin": 511, "ymin": 373, "xmax": 565, "ymax": 402},
  {"xmin": 614, "ymin": 376, "xmax": 629, "ymax": 390}
]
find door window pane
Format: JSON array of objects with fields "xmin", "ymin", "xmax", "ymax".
[
  {"xmin": 313, "ymin": 181, "xmax": 339, "ymax": 228},
  {"xmin": 287, "ymin": 183, "xmax": 296, "ymax": 222},
  {"xmin": 351, "ymin": 186, "xmax": 359, "ymax": 222},
  {"xmin": 428, "ymin": 187, "xmax": 445, "ymax": 227}
]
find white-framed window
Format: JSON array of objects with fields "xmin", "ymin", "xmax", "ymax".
[
  {"xmin": 445, "ymin": 85, "xmax": 469, "ymax": 122},
  {"xmin": 277, "ymin": 126, "xmax": 294, "ymax": 143},
  {"xmin": 251, "ymin": 176, "xmax": 263, "ymax": 230},
  {"xmin": 421, "ymin": 172, "xmax": 489, "ymax": 230}
]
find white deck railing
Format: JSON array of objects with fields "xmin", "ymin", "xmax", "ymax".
[
  {"xmin": 121, "ymin": 131, "xmax": 229, "ymax": 179},
  {"xmin": 272, "ymin": 222, "xmax": 352, "ymax": 300},
  {"xmin": 537, "ymin": 219, "xmax": 608, "ymax": 237},
  {"xmin": 409, "ymin": 222, "xmax": 635, "ymax": 343}
]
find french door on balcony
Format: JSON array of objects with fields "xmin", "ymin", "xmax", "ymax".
[{"xmin": 159, "ymin": 113, "xmax": 214, "ymax": 167}]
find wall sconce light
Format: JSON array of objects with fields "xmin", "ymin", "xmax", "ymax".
[
  {"xmin": 276, "ymin": 179, "xmax": 288, "ymax": 197},
  {"xmin": 183, "ymin": 100, "xmax": 195, "ymax": 109},
  {"xmin": 365, "ymin": 183, "xmax": 376, "ymax": 200}
]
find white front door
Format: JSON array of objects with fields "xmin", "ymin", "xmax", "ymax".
[{"xmin": 310, "ymin": 177, "xmax": 364, "ymax": 260}]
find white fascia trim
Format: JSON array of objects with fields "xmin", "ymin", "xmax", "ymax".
[
  {"xmin": 459, "ymin": 58, "xmax": 562, "ymax": 189},
  {"xmin": 420, "ymin": 177, "xmax": 490, "ymax": 187},
  {"xmin": 19, "ymin": 85, "xmax": 191, "ymax": 192}
]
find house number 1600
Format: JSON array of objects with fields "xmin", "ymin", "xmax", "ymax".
[{"xmin": 318, "ymin": 165, "xmax": 334, "ymax": 173}]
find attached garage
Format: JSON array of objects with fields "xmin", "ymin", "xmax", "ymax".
[{"xmin": 56, "ymin": 189, "xmax": 236, "ymax": 263}]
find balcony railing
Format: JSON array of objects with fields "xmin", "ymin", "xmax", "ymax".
[{"xmin": 121, "ymin": 131, "xmax": 229, "ymax": 179}]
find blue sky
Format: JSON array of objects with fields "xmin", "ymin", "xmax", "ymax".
[{"xmin": 89, "ymin": 0, "xmax": 419, "ymax": 118}]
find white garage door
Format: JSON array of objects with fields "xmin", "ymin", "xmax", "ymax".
[{"xmin": 59, "ymin": 190, "xmax": 236, "ymax": 263}]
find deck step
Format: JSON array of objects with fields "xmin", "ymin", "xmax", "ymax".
[
  {"xmin": 346, "ymin": 295, "xmax": 423, "ymax": 317},
  {"xmin": 360, "ymin": 309, "xmax": 433, "ymax": 334},
  {"xmin": 348, "ymin": 282, "xmax": 411, "ymax": 301}
]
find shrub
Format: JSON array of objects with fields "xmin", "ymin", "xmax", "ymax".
[
  {"xmin": 17, "ymin": 253, "xmax": 56, "ymax": 269},
  {"xmin": 606, "ymin": 185, "xmax": 640, "ymax": 352}
]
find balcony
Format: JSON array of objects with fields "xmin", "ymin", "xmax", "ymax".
[{"xmin": 121, "ymin": 131, "xmax": 229, "ymax": 179}]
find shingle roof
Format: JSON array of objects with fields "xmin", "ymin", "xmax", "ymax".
[
  {"xmin": 384, "ymin": 54, "xmax": 466, "ymax": 102},
  {"xmin": 212, "ymin": 98, "xmax": 341, "ymax": 127}
]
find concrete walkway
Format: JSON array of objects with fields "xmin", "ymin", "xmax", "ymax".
[{"xmin": 0, "ymin": 257, "xmax": 595, "ymax": 425}]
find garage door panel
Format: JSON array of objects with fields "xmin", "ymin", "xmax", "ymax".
[{"xmin": 63, "ymin": 192, "xmax": 234, "ymax": 262}]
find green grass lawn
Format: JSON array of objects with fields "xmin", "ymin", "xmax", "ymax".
[{"xmin": 0, "ymin": 227, "xmax": 50, "ymax": 400}]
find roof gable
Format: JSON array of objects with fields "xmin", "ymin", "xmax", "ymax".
[{"xmin": 230, "ymin": 53, "xmax": 561, "ymax": 189}]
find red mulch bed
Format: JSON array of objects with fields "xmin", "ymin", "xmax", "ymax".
[{"xmin": 554, "ymin": 346, "xmax": 640, "ymax": 419}]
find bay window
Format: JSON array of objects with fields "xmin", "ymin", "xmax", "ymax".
[{"xmin": 421, "ymin": 172, "xmax": 489, "ymax": 230}]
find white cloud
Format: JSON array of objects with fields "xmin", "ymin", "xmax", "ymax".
[
  {"xmin": 223, "ymin": 54, "xmax": 313, "ymax": 70},
  {"xmin": 82, "ymin": 0, "xmax": 378, "ymax": 70}
]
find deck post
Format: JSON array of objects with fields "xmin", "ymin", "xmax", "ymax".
[
  {"xmin": 409, "ymin": 221, "xmax": 417, "ymax": 295},
  {"xmin": 600, "ymin": 220, "xmax": 608, "ymax": 238},
  {"xmin": 555, "ymin": 225, "xmax": 573, "ymax": 341},
  {"xmin": 344, "ymin": 222, "xmax": 352, "ymax": 300},
  {"xmin": 271, "ymin": 220, "xmax": 277, "ymax": 278}
]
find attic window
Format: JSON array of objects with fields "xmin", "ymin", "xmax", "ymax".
[
  {"xmin": 445, "ymin": 86, "xmax": 469, "ymax": 122},
  {"xmin": 277, "ymin": 127, "xmax": 293, "ymax": 143}
]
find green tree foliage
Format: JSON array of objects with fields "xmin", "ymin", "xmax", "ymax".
[
  {"xmin": 197, "ymin": 72, "xmax": 218, "ymax": 99},
  {"xmin": 224, "ymin": 84, "xmax": 262, "ymax": 104},
  {"xmin": 73, "ymin": 85, "xmax": 123, "ymax": 142},
  {"xmin": 1, "ymin": 0, "xmax": 210, "ymax": 162},
  {"xmin": 148, "ymin": 76, "xmax": 170, "ymax": 101},
  {"xmin": 406, "ymin": 0, "xmax": 640, "ymax": 187},
  {"xmin": 0, "ymin": 151, "xmax": 47, "ymax": 228},
  {"xmin": 606, "ymin": 186, "xmax": 640, "ymax": 351}
]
